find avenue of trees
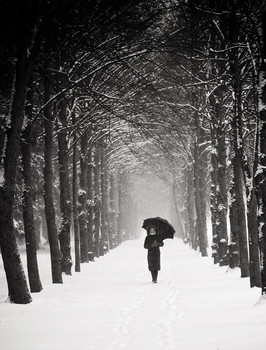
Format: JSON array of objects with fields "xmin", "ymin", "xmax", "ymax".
[{"xmin": 1, "ymin": 0, "xmax": 266, "ymax": 303}]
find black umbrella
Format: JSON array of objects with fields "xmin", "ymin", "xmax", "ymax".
[{"xmin": 142, "ymin": 217, "xmax": 175, "ymax": 240}]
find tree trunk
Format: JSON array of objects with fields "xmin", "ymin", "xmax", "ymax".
[
  {"xmin": 230, "ymin": 89, "xmax": 250, "ymax": 277},
  {"xmin": 57, "ymin": 98, "xmax": 72, "ymax": 275},
  {"xmin": 0, "ymin": 13, "xmax": 35, "ymax": 303},
  {"xmin": 21, "ymin": 78, "xmax": 42, "ymax": 292},
  {"xmin": 208, "ymin": 1, "xmax": 229, "ymax": 266},
  {"xmin": 188, "ymin": 2, "xmax": 208, "ymax": 257},
  {"xmin": 21, "ymin": 137, "xmax": 43, "ymax": 292},
  {"xmin": 232, "ymin": 156, "xmax": 249, "ymax": 278},
  {"xmin": 43, "ymin": 74, "xmax": 62, "ymax": 284},
  {"xmin": 228, "ymin": 181, "xmax": 240, "ymax": 269},
  {"xmin": 172, "ymin": 182, "xmax": 185, "ymax": 240},
  {"xmin": 100, "ymin": 142, "xmax": 109, "ymax": 255},
  {"xmin": 228, "ymin": 0, "xmax": 249, "ymax": 278},
  {"xmin": 87, "ymin": 144, "xmax": 94, "ymax": 261},
  {"xmin": 209, "ymin": 119, "xmax": 219, "ymax": 263},
  {"xmin": 72, "ymin": 122, "xmax": 80, "ymax": 272},
  {"xmin": 239, "ymin": 117, "xmax": 261, "ymax": 286},
  {"xmin": 257, "ymin": 79, "xmax": 266, "ymax": 293},
  {"xmin": 110, "ymin": 174, "xmax": 118, "ymax": 248},
  {"xmin": 256, "ymin": 3, "xmax": 266, "ymax": 294},
  {"xmin": 216, "ymin": 124, "xmax": 228, "ymax": 266},
  {"xmin": 117, "ymin": 172, "xmax": 125, "ymax": 244},
  {"xmin": 248, "ymin": 188, "xmax": 261, "ymax": 287},
  {"xmin": 78, "ymin": 132, "xmax": 89, "ymax": 263},
  {"xmin": 93, "ymin": 143, "xmax": 101, "ymax": 257},
  {"xmin": 194, "ymin": 140, "xmax": 208, "ymax": 257},
  {"xmin": 0, "ymin": 117, "xmax": 6, "ymax": 167},
  {"xmin": 186, "ymin": 164, "xmax": 197, "ymax": 249}
]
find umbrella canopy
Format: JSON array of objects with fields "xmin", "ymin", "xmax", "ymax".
[{"xmin": 142, "ymin": 217, "xmax": 175, "ymax": 240}]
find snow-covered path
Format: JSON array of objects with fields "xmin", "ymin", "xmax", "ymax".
[{"xmin": 1, "ymin": 237, "xmax": 266, "ymax": 350}]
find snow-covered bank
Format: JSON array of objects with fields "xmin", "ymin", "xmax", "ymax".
[{"xmin": 1, "ymin": 237, "xmax": 266, "ymax": 350}]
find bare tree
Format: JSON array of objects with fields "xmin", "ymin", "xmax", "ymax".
[
  {"xmin": 21, "ymin": 76, "xmax": 42, "ymax": 293},
  {"xmin": 0, "ymin": 2, "xmax": 41, "ymax": 303},
  {"xmin": 256, "ymin": 0, "xmax": 266, "ymax": 295},
  {"xmin": 43, "ymin": 69, "xmax": 62, "ymax": 284}
]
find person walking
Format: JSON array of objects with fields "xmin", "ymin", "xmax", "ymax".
[{"xmin": 144, "ymin": 226, "xmax": 164, "ymax": 283}]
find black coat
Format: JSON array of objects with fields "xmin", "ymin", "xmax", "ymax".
[{"xmin": 144, "ymin": 235, "xmax": 164, "ymax": 271}]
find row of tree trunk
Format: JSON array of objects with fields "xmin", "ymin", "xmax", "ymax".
[{"xmin": 167, "ymin": 0, "xmax": 266, "ymax": 296}]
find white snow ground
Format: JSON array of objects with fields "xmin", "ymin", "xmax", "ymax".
[{"xmin": 1, "ymin": 236, "xmax": 266, "ymax": 350}]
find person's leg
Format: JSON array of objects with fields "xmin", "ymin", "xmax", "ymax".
[
  {"xmin": 153, "ymin": 270, "xmax": 158, "ymax": 283},
  {"xmin": 151, "ymin": 270, "xmax": 158, "ymax": 283},
  {"xmin": 151, "ymin": 270, "xmax": 155, "ymax": 282}
]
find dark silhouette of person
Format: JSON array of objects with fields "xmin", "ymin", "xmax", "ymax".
[{"xmin": 144, "ymin": 226, "xmax": 164, "ymax": 283}]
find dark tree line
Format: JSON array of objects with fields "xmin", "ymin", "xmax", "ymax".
[
  {"xmin": 1, "ymin": 0, "xmax": 266, "ymax": 303},
  {"xmin": 161, "ymin": 0, "xmax": 265, "ymax": 292}
]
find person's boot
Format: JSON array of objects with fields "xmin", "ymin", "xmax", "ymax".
[
  {"xmin": 151, "ymin": 271, "xmax": 158, "ymax": 283},
  {"xmin": 151, "ymin": 271, "xmax": 155, "ymax": 283},
  {"xmin": 154, "ymin": 271, "xmax": 158, "ymax": 283}
]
